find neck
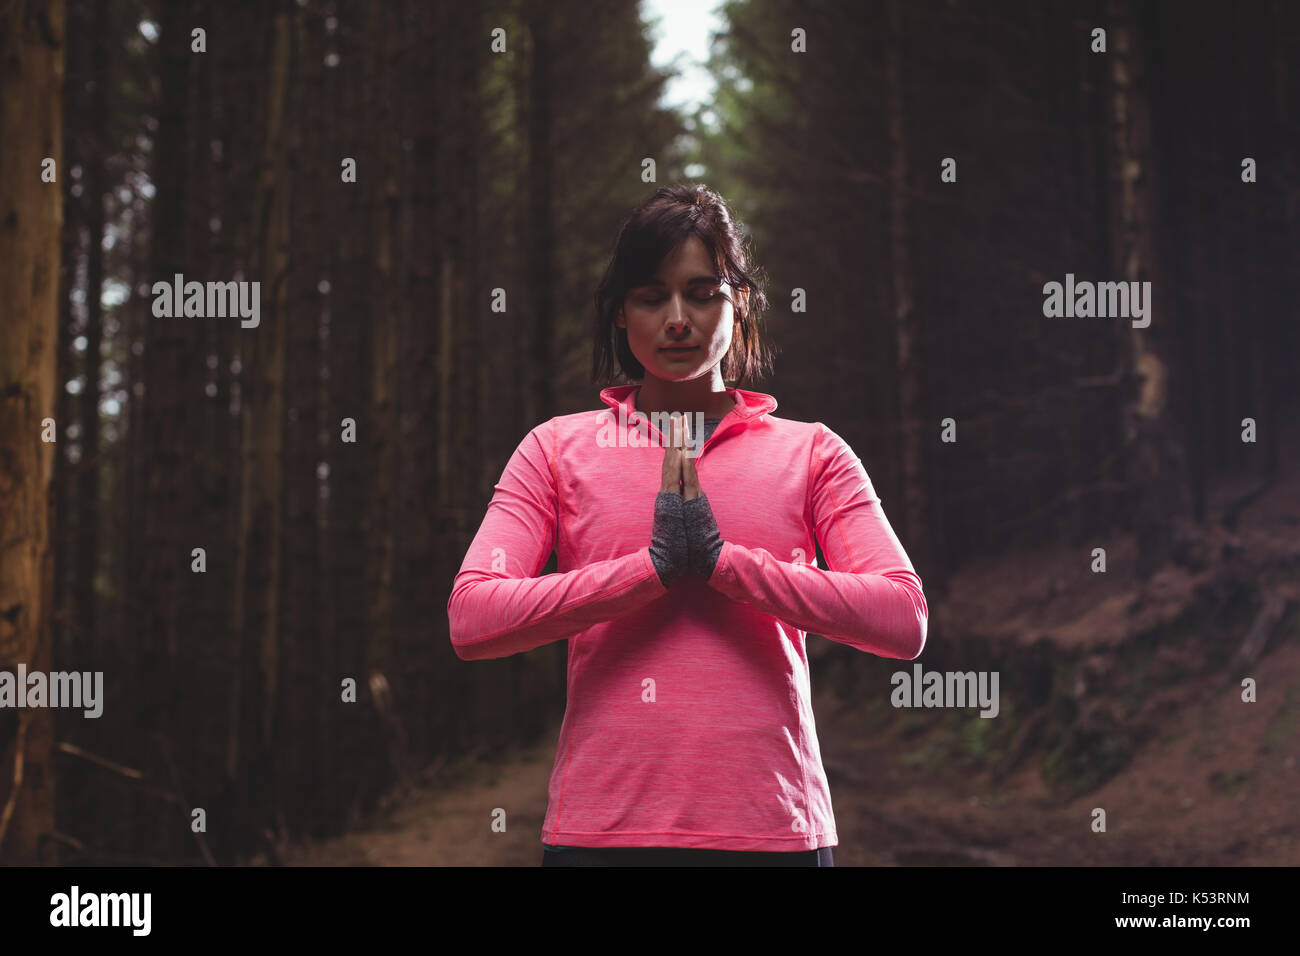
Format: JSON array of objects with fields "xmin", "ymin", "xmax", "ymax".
[{"xmin": 634, "ymin": 372, "xmax": 735, "ymax": 419}]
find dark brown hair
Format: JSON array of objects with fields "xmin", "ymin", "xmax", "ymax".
[{"xmin": 592, "ymin": 183, "xmax": 775, "ymax": 388}]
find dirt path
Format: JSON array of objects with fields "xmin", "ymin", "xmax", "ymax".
[
  {"xmin": 817, "ymin": 640, "xmax": 1300, "ymax": 866},
  {"xmin": 281, "ymin": 474, "xmax": 1300, "ymax": 866},
  {"xmin": 280, "ymin": 635, "xmax": 1298, "ymax": 866}
]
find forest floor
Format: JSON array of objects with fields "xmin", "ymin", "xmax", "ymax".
[{"xmin": 270, "ymin": 465, "xmax": 1300, "ymax": 867}]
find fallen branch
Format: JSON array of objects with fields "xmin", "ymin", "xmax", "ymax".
[
  {"xmin": 54, "ymin": 740, "xmax": 186, "ymax": 808},
  {"xmin": 54, "ymin": 741, "xmax": 145, "ymax": 779},
  {"xmin": 1225, "ymin": 593, "xmax": 1290, "ymax": 681},
  {"xmin": 1221, "ymin": 477, "xmax": 1279, "ymax": 530}
]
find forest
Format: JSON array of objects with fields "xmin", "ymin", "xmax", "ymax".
[{"xmin": 1, "ymin": 0, "xmax": 1297, "ymax": 866}]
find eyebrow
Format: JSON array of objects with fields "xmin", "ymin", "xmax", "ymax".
[{"xmin": 640, "ymin": 275, "xmax": 722, "ymax": 286}]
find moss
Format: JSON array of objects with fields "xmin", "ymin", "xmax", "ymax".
[
  {"xmin": 1040, "ymin": 706, "xmax": 1134, "ymax": 798},
  {"xmin": 1156, "ymin": 723, "xmax": 1191, "ymax": 748},
  {"xmin": 894, "ymin": 697, "xmax": 1018, "ymax": 776},
  {"xmin": 1207, "ymin": 768, "xmax": 1252, "ymax": 796},
  {"xmin": 1261, "ymin": 684, "xmax": 1300, "ymax": 752},
  {"xmin": 1189, "ymin": 702, "xmax": 1219, "ymax": 760},
  {"xmin": 899, "ymin": 733, "xmax": 953, "ymax": 774},
  {"xmin": 961, "ymin": 710, "xmax": 1000, "ymax": 762},
  {"xmin": 896, "ymin": 706, "xmax": 933, "ymax": 739}
]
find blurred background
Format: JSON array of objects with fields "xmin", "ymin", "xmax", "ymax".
[{"xmin": 1, "ymin": 0, "xmax": 1298, "ymax": 865}]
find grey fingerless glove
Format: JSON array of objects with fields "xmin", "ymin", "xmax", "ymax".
[
  {"xmin": 682, "ymin": 493, "xmax": 724, "ymax": 580},
  {"xmin": 649, "ymin": 491, "xmax": 689, "ymax": 587}
]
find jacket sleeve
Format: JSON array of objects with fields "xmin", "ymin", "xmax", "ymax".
[
  {"xmin": 447, "ymin": 419, "xmax": 668, "ymax": 661},
  {"xmin": 706, "ymin": 423, "xmax": 928, "ymax": 660}
]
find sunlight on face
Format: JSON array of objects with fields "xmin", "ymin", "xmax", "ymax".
[{"xmin": 616, "ymin": 235, "xmax": 737, "ymax": 383}]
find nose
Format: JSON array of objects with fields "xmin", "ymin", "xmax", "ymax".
[{"xmin": 664, "ymin": 295, "xmax": 689, "ymax": 334}]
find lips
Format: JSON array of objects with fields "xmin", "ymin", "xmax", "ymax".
[{"xmin": 660, "ymin": 346, "xmax": 698, "ymax": 351}]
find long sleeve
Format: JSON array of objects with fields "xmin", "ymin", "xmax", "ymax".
[
  {"xmin": 706, "ymin": 424, "xmax": 928, "ymax": 660},
  {"xmin": 447, "ymin": 420, "xmax": 668, "ymax": 661}
]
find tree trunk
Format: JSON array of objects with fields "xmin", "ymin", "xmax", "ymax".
[
  {"xmin": 230, "ymin": 0, "xmax": 293, "ymax": 855},
  {"xmin": 321, "ymin": 0, "xmax": 373, "ymax": 831},
  {"xmin": 0, "ymin": 0, "xmax": 65, "ymax": 865},
  {"xmin": 277, "ymin": 0, "xmax": 325, "ymax": 842},
  {"xmin": 361, "ymin": 0, "xmax": 401, "ymax": 790},
  {"xmin": 74, "ymin": 0, "xmax": 108, "ymax": 653},
  {"xmin": 884, "ymin": 0, "xmax": 929, "ymax": 576},
  {"xmin": 53, "ymin": 0, "xmax": 83, "ymax": 677},
  {"xmin": 1105, "ymin": 0, "xmax": 1194, "ymax": 580},
  {"xmin": 134, "ymin": 0, "xmax": 205, "ymax": 859}
]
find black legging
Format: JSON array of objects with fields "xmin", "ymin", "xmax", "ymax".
[{"xmin": 542, "ymin": 845, "xmax": 834, "ymax": 867}]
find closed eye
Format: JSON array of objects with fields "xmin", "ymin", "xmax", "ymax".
[{"xmin": 637, "ymin": 291, "xmax": 720, "ymax": 305}]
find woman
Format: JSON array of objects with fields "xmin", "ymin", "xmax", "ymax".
[{"xmin": 447, "ymin": 183, "xmax": 928, "ymax": 867}]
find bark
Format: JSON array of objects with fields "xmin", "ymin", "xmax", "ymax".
[
  {"xmin": 230, "ymin": 0, "xmax": 293, "ymax": 854},
  {"xmin": 0, "ymin": 0, "xmax": 65, "ymax": 865},
  {"xmin": 360, "ymin": 0, "xmax": 402, "ymax": 791},
  {"xmin": 74, "ymin": 0, "xmax": 108, "ymax": 651},
  {"xmin": 277, "ymin": 0, "xmax": 325, "ymax": 840},
  {"xmin": 53, "ymin": 0, "xmax": 82, "ymax": 674},
  {"xmin": 322, "ymin": 0, "xmax": 373, "ymax": 829},
  {"xmin": 884, "ymin": 0, "xmax": 929, "ymax": 574},
  {"xmin": 1105, "ymin": 0, "xmax": 1194, "ymax": 580},
  {"xmin": 525, "ymin": 3, "xmax": 554, "ymax": 427},
  {"xmin": 134, "ymin": 0, "xmax": 205, "ymax": 858}
]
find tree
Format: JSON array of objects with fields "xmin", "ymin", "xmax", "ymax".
[
  {"xmin": 230, "ymin": 0, "xmax": 294, "ymax": 855},
  {"xmin": 1105, "ymin": 0, "xmax": 1194, "ymax": 580},
  {"xmin": 884, "ymin": 0, "xmax": 930, "ymax": 576},
  {"xmin": 0, "ymin": 0, "xmax": 65, "ymax": 865}
]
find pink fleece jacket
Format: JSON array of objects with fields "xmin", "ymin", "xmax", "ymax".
[{"xmin": 447, "ymin": 384, "xmax": 928, "ymax": 851}]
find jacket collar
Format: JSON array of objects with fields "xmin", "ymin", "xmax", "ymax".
[{"xmin": 599, "ymin": 384, "xmax": 778, "ymax": 422}]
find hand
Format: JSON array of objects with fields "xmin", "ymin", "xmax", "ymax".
[
  {"xmin": 683, "ymin": 492, "xmax": 723, "ymax": 579},
  {"xmin": 659, "ymin": 413, "xmax": 702, "ymax": 499},
  {"xmin": 662, "ymin": 414, "xmax": 719, "ymax": 578},
  {"xmin": 653, "ymin": 413, "xmax": 719, "ymax": 581},
  {"xmin": 649, "ymin": 489, "xmax": 688, "ymax": 587},
  {"xmin": 680, "ymin": 418, "xmax": 702, "ymax": 502},
  {"xmin": 651, "ymin": 414, "xmax": 692, "ymax": 587}
]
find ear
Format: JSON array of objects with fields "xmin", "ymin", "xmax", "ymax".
[{"xmin": 615, "ymin": 310, "xmax": 625, "ymax": 329}]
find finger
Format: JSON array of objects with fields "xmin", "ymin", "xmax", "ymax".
[
  {"xmin": 661, "ymin": 418, "xmax": 680, "ymax": 490},
  {"xmin": 662, "ymin": 418, "xmax": 684, "ymax": 493},
  {"xmin": 663, "ymin": 455, "xmax": 683, "ymax": 493},
  {"xmin": 681, "ymin": 449, "xmax": 700, "ymax": 499}
]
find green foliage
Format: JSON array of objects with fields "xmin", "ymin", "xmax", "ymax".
[
  {"xmin": 1041, "ymin": 707, "xmax": 1134, "ymax": 799},
  {"xmin": 1206, "ymin": 768, "xmax": 1252, "ymax": 796},
  {"xmin": 1262, "ymin": 684, "xmax": 1300, "ymax": 752}
]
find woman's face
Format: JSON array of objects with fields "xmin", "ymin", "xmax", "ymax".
[{"xmin": 616, "ymin": 235, "xmax": 745, "ymax": 383}]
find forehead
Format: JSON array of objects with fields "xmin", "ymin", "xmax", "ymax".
[
  {"xmin": 640, "ymin": 238, "xmax": 723, "ymax": 286},
  {"xmin": 657, "ymin": 234, "xmax": 715, "ymax": 273}
]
